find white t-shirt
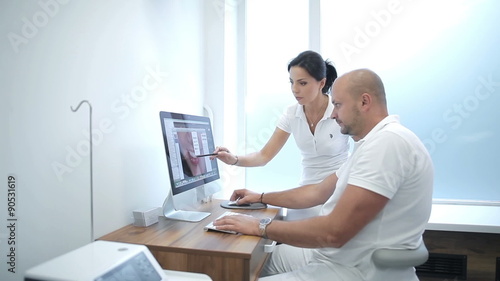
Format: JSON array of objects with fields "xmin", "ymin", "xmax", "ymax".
[
  {"xmin": 277, "ymin": 96, "xmax": 349, "ymax": 186},
  {"xmin": 315, "ymin": 115, "xmax": 434, "ymax": 279}
]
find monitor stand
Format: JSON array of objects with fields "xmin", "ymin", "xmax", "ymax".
[{"xmin": 161, "ymin": 190, "xmax": 210, "ymax": 222}]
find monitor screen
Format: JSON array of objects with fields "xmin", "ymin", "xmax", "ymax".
[{"xmin": 159, "ymin": 111, "xmax": 220, "ymax": 196}]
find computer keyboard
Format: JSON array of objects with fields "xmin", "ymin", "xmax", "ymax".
[{"xmin": 204, "ymin": 211, "xmax": 249, "ymax": 234}]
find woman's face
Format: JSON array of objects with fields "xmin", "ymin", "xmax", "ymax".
[{"xmin": 289, "ymin": 66, "xmax": 325, "ymax": 105}]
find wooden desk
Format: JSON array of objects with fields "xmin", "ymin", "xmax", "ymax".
[{"xmin": 98, "ymin": 200, "xmax": 280, "ymax": 281}]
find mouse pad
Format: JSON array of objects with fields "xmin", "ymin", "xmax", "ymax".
[{"xmin": 220, "ymin": 200, "xmax": 267, "ymax": 210}]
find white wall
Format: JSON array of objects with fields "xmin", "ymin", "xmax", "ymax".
[{"xmin": 0, "ymin": 1, "xmax": 216, "ymax": 280}]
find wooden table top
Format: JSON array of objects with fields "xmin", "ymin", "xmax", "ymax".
[{"xmin": 98, "ymin": 200, "xmax": 280, "ymax": 259}]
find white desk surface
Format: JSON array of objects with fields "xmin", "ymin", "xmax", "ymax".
[
  {"xmin": 164, "ymin": 270, "xmax": 212, "ymax": 281},
  {"xmin": 426, "ymin": 203, "xmax": 500, "ymax": 234}
]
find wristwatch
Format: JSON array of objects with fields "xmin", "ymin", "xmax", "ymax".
[{"xmin": 259, "ymin": 217, "xmax": 272, "ymax": 239}]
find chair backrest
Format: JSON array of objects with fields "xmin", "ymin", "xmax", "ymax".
[{"xmin": 372, "ymin": 241, "xmax": 429, "ymax": 268}]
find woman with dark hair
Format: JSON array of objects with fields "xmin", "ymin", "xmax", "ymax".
[{"xmin": 214, "ymin": 51, "xmax": 349, "ymax": 216}]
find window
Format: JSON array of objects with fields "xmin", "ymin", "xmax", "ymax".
[
  {"xmin": 242, "ymin": 0, "xmax": 500, "ymax": 202},
  {"xmin": 245, "ymin": 0, "xmax": 309, "ymax": 192},
  {"xmin": 320, "ymin": 0, "xmax": 500, "ymax": 202}
]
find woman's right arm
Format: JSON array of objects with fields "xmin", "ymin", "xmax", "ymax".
[{"xmin": 214, "ymin": 127, "xmax": 290, "ymax": 167}]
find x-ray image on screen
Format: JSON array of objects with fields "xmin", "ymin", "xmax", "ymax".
[
  {"xmin": 158, "ymin": 111, "xmax": 220, "ymax": 222},
  {"xmin": 160, "ymin": 111, "xmax": 219, "ymax": 196},
  {"xmin": 175, "ymin": 129, "xmax": 208, "ymax": 177}
]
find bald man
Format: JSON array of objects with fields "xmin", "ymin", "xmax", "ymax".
[{"xmin": 214, "ymin": 69, "xmax": 434, "ymax": 281}]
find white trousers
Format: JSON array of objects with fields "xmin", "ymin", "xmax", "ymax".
[{"xmin": 259, "ymin": 244, "xmax": 363, "ymax": 281}]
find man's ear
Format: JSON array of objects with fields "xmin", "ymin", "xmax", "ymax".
[{"xmin": 360, "ymin": 93, "xmax": 371, "ymax": 108}]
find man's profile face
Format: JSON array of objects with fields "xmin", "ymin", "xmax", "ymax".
[{"xmin": 331, "ymin": 80, "xmax": 361, "ymax": 140}]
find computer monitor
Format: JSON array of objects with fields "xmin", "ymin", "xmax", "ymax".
[{"xmin": 159, "ymin": 111, "xmax": 220, "ymax": 222}]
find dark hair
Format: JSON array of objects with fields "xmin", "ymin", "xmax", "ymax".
[{"xmin": 287, "ymin": 50, "xmax": 337, "ymax": 94}]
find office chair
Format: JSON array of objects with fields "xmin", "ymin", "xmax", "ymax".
[{"xmin": 370, "ymin": 240, "xmax": 429, "ymax": 281}]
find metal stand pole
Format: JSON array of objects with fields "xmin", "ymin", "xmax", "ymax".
[{"xmin": 71, "ymin": 100, "xmax": 94, "ymax": 242}]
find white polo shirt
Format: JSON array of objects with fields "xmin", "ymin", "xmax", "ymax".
[
  {"xmin": 315, "ymin": 115, "xmax": 434, "ymax": 279},
  {"xmin": 277, "ymin": 97, "xmax": 350, "ymax": 186}
]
